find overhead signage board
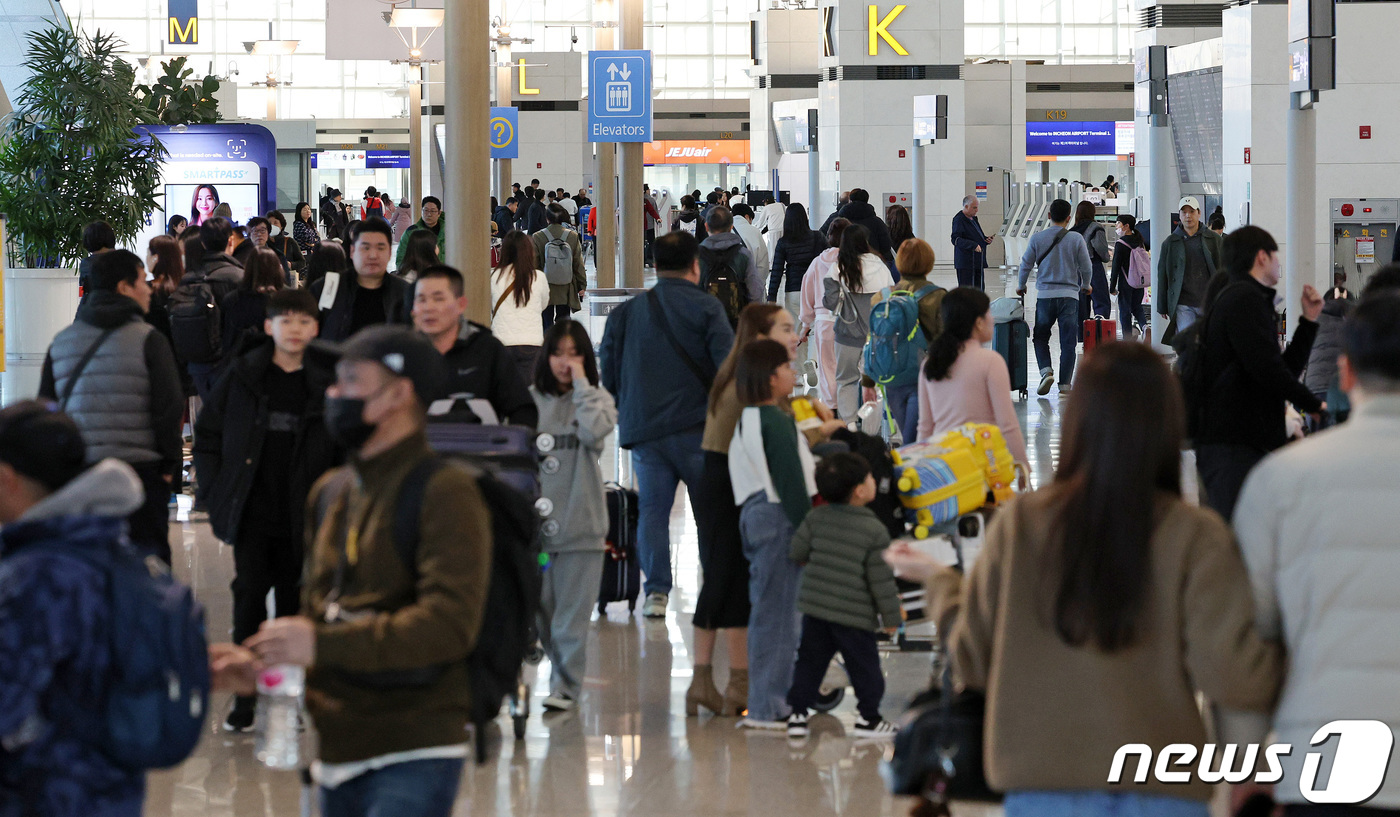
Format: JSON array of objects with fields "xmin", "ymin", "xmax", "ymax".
[
  {"xmin": 490, "ymin": 107, "xmax": 519, "ymax": 159},
  {"xmin": 312, "ymin": 150, "xmax": 412, "ymax": 169},
  {"xmin": 588, "ymin": 50, "xmax": 652, "ymax": 143},
  {"xmin": 643, "ymin": 140, "xmax": 751, "ymax": 165},
  {"xmin": 1025, "ymin": 121, "xmax": 1135, "ymax": 159},
  {"xmin": 168, "ymin": 0, "xmax": 198, "ymax": 44}
]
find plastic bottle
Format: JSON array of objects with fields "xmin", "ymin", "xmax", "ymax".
[{"xmin": 255, "ymin": 664, "xmax": 304, "ymax": 770}]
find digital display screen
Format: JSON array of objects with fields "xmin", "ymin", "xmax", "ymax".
[
  {"xmin": 167, "ymin": 183, "xmax": 263, "ymax": 227},
  {"xmin": 1026, "ymin": 121, "xmax": 1115, "ymax": 157}
]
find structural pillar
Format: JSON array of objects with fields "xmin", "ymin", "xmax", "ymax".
[
  {"xmin": 495, "ymin": 37, "xmax": 512, "ymax": 202},
  {"xmin": 617, "ymin": 0, "xmax": 645, "ymax": 288},
  {"xmin": 409, "ymin": 67, "xmax": 423, "ymax": 222},
  {"xmin": 911, "ymin": 140, "xmax": 925, "ymax": 241},
  {"xmin": 1285, "ymin": 94, "xmax": 1315, "ymax": 332},
  {"xmin": 1148, "ymin": 111, "xmax": 1172, "ymax": 347},
  {"xmin": 445, "ymin": 0, "xmax": 491, "ymax": 324},
  {"xmin": 595, "ymin": 21, "xmax": 618, "ymax": 288},
  {"xmin": 808, "ymin": 149, "xmax": 820, "ymax": 229}
]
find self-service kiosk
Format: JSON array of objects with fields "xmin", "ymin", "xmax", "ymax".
[{"xmin": 1330, "ymin": 198, "xmax": 1399, "ymax": 293}]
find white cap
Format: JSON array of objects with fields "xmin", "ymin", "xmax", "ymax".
[{"xmin": 1178, "ymin": 196, "xmax": 1202, "ymax": 212}]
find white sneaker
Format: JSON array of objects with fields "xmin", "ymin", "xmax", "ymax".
[
  {"xmin": 786, "ymin": 712, "xmax": 809, "ymax": 738},
  {"xmin": 642, "ymin": 592, "xmax": 668, "ymax": 618},
  {"xmin": 736, "ymin": 717, "xmax": 787, "ymax": 731},
  {"xmin": 852, "ymin": 718, "xmax": 897, "ymax": 739},
  {"xmin": 543, "ymin": 692, "xmax": 576, "ymax": 712}
]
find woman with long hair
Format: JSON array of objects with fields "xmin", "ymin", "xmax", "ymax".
[
  {"xmin": 829, "ymin": 223, "xmax": 894, "ymax": 418},
  {"xmin": 798, "ymin": 217, "xmax": 849, "ymax": 407},
  {"xmin": 220, "ymin": 248, "xmax": 286, "ymax": 355},
  {"xmin": 885, "ymin": 204, "xmax": 914, "ymax": 255},
  {"xmin": 1109, "ymin": 213, "xmax": 1150, "ymax": 340},
  {"xmin": 491, "ymin": 230, "xmax": 548, "ymax": 386},
  {"xmin": 191, "ymin": 184, "xmax": 220, "ymax": 226},
  {"xmin": 767, "ymin": 203, "xmax": 827, "ymax": 367},
  {"xmin": 166, "ymin": 215, "xmax": 187, "ymax": 237},
  {"xmin": 395, "ymin": 229, "xmax": 440, "ymax": 283},
  {"xmin": 145, "ymin": 236, "xmax": 186, "ymax": 380},
  {"xmin": 292, "ymin": 201, "xmax": 319, "ymax": 258},
  {"xmin": 689, "ymin": 303, "xmax": 804, "ymax": 718},
  {"xmin": 885, "ymin": 343, "xmax": 1281, "ymax": 817},
  {"xmin": 916, "ymin": 287, "xmax": 1028, "ymax": 465},
  {"xmin": 303, "ymin": 240, "xmax": 347, "ymax": 291},
  {"xmin": 1072, "ymin": 200, "xmax": 1112, "ymax": 321}
]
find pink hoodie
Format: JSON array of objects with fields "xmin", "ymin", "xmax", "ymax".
[{"xmin": 799, "ymin": 247, "xmax": 840, "ymax": 327}]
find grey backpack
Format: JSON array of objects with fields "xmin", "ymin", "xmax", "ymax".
[{"xmin": 543, "ymin": 231, "xmax": 574, "ymax": 285}]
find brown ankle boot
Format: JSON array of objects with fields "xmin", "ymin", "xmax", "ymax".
[
  {"xmin": 721, "ymin": 668, "xmax": 748, "ymax": 716},
  {"xmin": 685, "ymin": 665, "xmax": 724, "ymax": 716}
]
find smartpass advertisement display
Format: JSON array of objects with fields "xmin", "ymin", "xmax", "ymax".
[{"xmin": 1026, "ymin": 121, "xmax": 1134, "ymax": 159}]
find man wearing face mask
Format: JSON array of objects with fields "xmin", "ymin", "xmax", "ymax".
[{"xmin": 246, "ymin": 324, "xmax": 492, "ymax": 817}]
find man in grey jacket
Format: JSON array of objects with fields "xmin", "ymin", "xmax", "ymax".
[
  {"xmin": 699, "ymin": 205, "xmax": 765, "ymax": 307},
  {"xmin": 1224, "ymin": 293, "xmax": 1400, "ymax": 812},
  {"xmin": 38, "ymin": 250, "xmax": 184, "ymax": 564},
  {"xmin": 1017, "ymin": 198, "xmax": 1093, "ymax": 395}
]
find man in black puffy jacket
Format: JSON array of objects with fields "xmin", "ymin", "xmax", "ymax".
[{"xmin": 839, "ymin": 189, "xmax": 895, "ymax": 265}]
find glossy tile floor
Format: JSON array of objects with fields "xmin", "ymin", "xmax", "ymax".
[{"xmin": 144, "ymin": 264, "xmax": 1185, "ymax": 817}]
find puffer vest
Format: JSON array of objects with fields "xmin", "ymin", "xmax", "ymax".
[{"xmin": 48, "ymin": 319, "xmax": 159, "ymax": 464}]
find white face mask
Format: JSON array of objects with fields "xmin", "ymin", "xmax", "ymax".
[{"xmin": 270, "ymin": 225, "xmax": 282, "ymax": 237}]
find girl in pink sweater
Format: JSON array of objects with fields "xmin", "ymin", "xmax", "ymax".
[{"xmin": 916, "ymin": 288, "xmax": 1029, "ymax": 465}]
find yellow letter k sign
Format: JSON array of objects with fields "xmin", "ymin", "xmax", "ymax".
[{"xmin": 868, "ymin": 5, "xmax": 909, "ymax": 56}]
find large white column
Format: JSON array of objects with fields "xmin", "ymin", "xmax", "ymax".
[
  {"xmin": 495, "ymin": 37, "xmax": 512, "ymax": 203},
  {"xmin": 1148, "ymin": 113, "xmax": 1172, "ymax": 345},
  {"xmin": 409, "ymin": 68, "xmax": 423, "ymax": 222},
  {"xmin": 1285, "ymin": 96, "xmax": 1315, "ymax": 331}
]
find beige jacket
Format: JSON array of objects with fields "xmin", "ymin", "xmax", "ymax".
[{"xmin": 928, "ymin": 490, "xmax": 1282, "ymax": 801}]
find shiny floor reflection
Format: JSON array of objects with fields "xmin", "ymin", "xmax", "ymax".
[{"xmin": 146, "ymin": 264, "xmax": 1132, "ymax": 817}]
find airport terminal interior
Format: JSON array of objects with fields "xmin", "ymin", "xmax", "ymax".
[{"xmin": 0, "ymin": 0, "xmax": 1397, "ymax": 815}]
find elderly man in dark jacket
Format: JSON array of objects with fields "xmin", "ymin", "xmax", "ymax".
[
  {"xmin": 38, "ymin": 250, "xmax": 183, "ymax": 565},
  {"xmin": 599, "ymin": 231, "xmax": 735, "ymax": 618},
  {"xmin": 951, "ymin": 195, "xmax": 994, "ymax": 290},
  {"xmin": 0, "ymin": 402, "xmax": 149, "ymax": 817},
  {"xmin": 840, "ymin": 189, "xmax": 896, "ymax": 266}
]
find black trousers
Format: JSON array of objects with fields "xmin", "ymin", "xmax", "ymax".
[
  {"xmin": 128, "ymin": 461, "xmax": 172, "ymax": 565},
  {"xmin": 542, "ymin": 304, "xmax": 572, "ymax": 331},
  {"xmin": 955, "ymin": 267, "xmax": 985, "ymax": 290},
  {"xmin": 787, "ymin": 615, "xmax": 884, "ymax": 723},
  {"xmin": 231, "ymin": 533, "xmax": 303, "ymax": 646},
  {"xmin": 1196, "ymin": 443, "xmax": 1267, "ymax": 522}
]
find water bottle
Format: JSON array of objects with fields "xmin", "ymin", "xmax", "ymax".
[{"xmin": 255, "ymin": 664, "xmax": 304, "ymax": 770}]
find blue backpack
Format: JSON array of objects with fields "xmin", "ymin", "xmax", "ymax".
[
  {"xmin": 57, "ymin": 540, "xmax": 212, "ymax": 770},
  {"xmin": 864, "ymin": 284, "xmax": 941, "ymax": 388}
]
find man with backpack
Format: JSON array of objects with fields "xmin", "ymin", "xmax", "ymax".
[
  {"xmin": 599, "ymin": 231, "xmax": 735, "ymax": 618},
  {"xmin": 1016, "ymin": 198, "xmax": 1093, "ymax": 396},
  {"xmin": 171, "ymin": 217, "xmax": 243, "ymax": 398},
  {"xmin": 38, "ymin": 250, "xmax": 185, "ymax": 564},
  {"xmin": 1186, "ymin": 225, "xmax": 1323, "ymax": 519},
  {"xmin": 247, "ymin": 325, "xmax": 493, "ymax": 817},
  {"xmin": 699, "ymin": 205, "xmax": 764, "ymax": 327},
  {"xmin": 531, "ymin": 203, "xmax": 587, "ymax": 330},
  {"xmin": 0, "ymin": 402, "xmax": 151, "ymax": 816}
]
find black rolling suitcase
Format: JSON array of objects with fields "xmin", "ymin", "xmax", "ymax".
[
  {"xmin": 598, "ymin": 482, "xmax": 641, "ymax": 615},
  {"xmin": 993, "ymin": 319, "xmax": 1029, "ymax": 400}
]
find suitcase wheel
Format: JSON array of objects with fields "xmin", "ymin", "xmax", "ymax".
[
  {"xmin": 627, "ymin": 598, "xmax": 637, "ymax": 612},
  {"xmin": 513, "ymin": 714, "xmax": 527, "ymax": 740},
  {"xmin": 598, "ymin": 602, "xmax": 607, "ymax": 616}
]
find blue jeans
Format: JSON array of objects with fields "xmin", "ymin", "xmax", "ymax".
[
  {"xmin": 320, "ymin": 757, "xmax": 465, "ymax": 817},
  {"xmin": 631, "ymin": 429, "xmax": 705, "ymax": 596},
  {"xmin": 883, "ymin": 382, "xmax": 920, "ymax": 444},
  {"xmin": 739, "ymin": 493, "xmax": 803, "ymax": 722},
  {"xmin": 1175, "ymin": 304, "xmax": 1202, "ymax": 333},
  {"xmin": 1033, "ymin": 295, "xmax": 1080, "ymax": 385},
  {"xmin": 1004, "ymin": 791, "xmax": 1208, "ymax": 817}
]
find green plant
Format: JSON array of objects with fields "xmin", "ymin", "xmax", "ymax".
[
  {"xmin": 0, "ymin": 25, "xmax": 165, "ymax": 268},
  {"xmin": 137, "ymin": 56, "xmax": 221, "ymax": 125}
]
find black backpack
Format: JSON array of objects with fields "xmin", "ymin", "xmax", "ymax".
[
  {"xmin": 1174, "ymin": 281, "xmax": 1246, "ymax": 440},
  {"xmin": 169, "ymin": 279, "xmax": 222, "ymax": 364},
  {"xmin": 391, "ymin": 457, "xmax": 542, "ymax": 763},
  {"xmin": 698, "ymin": 244, "xmax": 750, "ymax": 327}
]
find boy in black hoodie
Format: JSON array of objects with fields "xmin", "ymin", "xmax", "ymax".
[{"xmin": 193, "ymin": 289, "xmax": 339, "ymax": 731}]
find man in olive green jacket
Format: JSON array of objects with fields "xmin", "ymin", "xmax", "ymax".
[
  {"xmin": 1155, "ymin": 196, "xmax": 1223, "ymax": 338},
  {"xmin": 531, "ymin": 204, "xmax": 587, "ymax": 330},
  {"xmin": 248, "ymin": 325, "xmax": 491, "ymax": 817}
]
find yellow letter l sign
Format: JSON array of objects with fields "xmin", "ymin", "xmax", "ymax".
[
  {"xmin": 518, "ymin": 58, "xmax": 540, "ymax": 95},
  {"xmin": 869, "ymin": 5, "xmax": 909, "ymax": 56}
]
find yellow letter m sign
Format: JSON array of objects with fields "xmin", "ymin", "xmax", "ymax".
[{"xmin": 169, "ymin": 0, "xmax": 198, "ymax": 44}]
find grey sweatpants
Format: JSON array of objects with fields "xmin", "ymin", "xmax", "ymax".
[{"xmin": 540, "ymin": 548, "xmax": 607, "ymax": 699}]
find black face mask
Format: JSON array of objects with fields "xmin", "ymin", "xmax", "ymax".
[{"xmin": 324, "ymin": 396, "xmax": 376, "ymax": 450}]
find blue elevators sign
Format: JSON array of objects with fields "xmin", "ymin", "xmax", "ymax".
[
  {"xmin": 588, "ymin": 50, "xmax": 652, "ymax": 143},
  {"xmin": 490, "ymin": 107, "xmax": 519, "ymax": 159}
]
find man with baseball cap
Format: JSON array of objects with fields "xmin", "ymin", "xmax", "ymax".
[
  {"xmin": 1155, "ymin": 195, "xmax": 1224, "ymax": 339},
  {"xmin": 0, "ymin": 401, "xmax": 147, "ymax": 814},
  {"xmin": 245, "ymin": 325, "xmax": 492, "ymax": 817}
]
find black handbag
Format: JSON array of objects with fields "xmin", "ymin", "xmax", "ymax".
[{"xmin": 885, "ymin": 653, "xmax": 1001, "ymax": 812}]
